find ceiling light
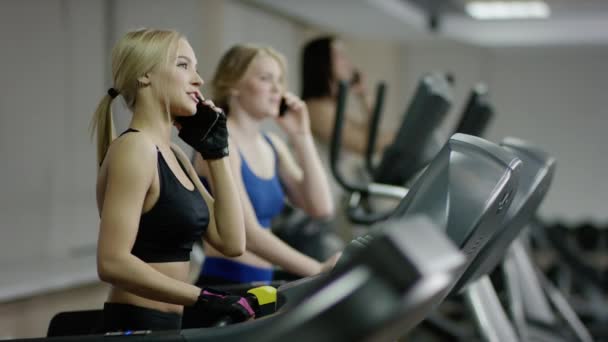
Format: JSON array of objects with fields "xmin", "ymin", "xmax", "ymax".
[{"xmin": 465, "ymin": 1, "xmax": 550, "ymax": 20}]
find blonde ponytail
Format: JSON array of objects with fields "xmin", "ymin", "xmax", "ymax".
[
  {"xmin": 89, "ymin": 28, "xmax": 182, "ymax": 166},
  {"xmin": 90, "ymin": 94, "xmax": 116, "ymax": 166}
]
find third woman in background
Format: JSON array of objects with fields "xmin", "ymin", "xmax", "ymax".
[{"xmin": 301, "ymin": 35, "xmax": 393, "ymax": 156}]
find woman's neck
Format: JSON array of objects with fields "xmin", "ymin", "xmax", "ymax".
[
  {"xmin": 131, "ymin": 99, "xmax": 174, "ymax": 148},
  {"xmin": 228, "ymin": 108, "xmax": 263, "ymax": 141}
]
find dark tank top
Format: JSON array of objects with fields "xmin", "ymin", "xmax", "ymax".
[{"xmin": 121, "ymin": 129, "xmax": 210, "ymax": 262}]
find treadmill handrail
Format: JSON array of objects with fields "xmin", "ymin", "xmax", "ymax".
[
  {"xmin": 331, "ymin": 81, "xmax": 407, "ymax": 198},
  {"xmin": 344, "ymin": 183, "xmax": 409, "ymax": 225},
  {"xmin": 368, "ymin": 182, "xmax": 409, "ymax": 199},
  {"xmin": 345, "ymin": 192, "xmax": 395, "ymax": 225},
  {"xmin": 465, "ymin": 276, "xmax": 520, "ymax": 342},
  {"xmin": 364, "ymin": 82, "xmax": 387, "ymax": 176},
  {"xmin": 330, "ymin": 80, "xmax": 363, "ymax": 194},
  {"xmin": 330, "ymin": 81, "xmax": 408, "ymax": 225}
]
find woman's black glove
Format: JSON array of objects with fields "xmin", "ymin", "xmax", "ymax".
[
  {"xmin": 185, "ymin": 287, "xmax": 257, "ymax": 328},
  {"xmin": 176, "ymin": 100, "xmax": 229, "ymax": 159}
]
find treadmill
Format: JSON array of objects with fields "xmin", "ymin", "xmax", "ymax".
[
  {"xmin": 434, "ymin": 138, "xmax": 591, "ymax": 342},
  {"xmin": 9, "ymin": 215, "xmax": 465, "ymax": 342},
  {"xmin": 497, "ymin": 139, "xmax": 592, "ymax": 342},
  {"xmin": 67, "ymin": 130, "xmax": 523, "ymax": 342},
  {"xmin": 21, "ymin": 101, "xmax": 523, "ymax": 342},
  {"xmin": 458, "ymin": 137, "xmax": 558, "ymax": 342},
  {"xmin": 368, "ymin": 73, "xmax": 453, "ymax": 186}
]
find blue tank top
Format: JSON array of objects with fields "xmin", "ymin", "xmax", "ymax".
[
  {"xmin": 240, "ymin": 135, "xmax": 285, "ymax": 228},
  {"xmin": 199, "ymin": 134, "xmax": 284, "ymax": 284}
]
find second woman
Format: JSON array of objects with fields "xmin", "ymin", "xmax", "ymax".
[{"xmin": 194, "ymin": 44, "xmax": 339, "ymax": 286}]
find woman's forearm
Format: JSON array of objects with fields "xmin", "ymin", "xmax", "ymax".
[
  {"xmin": 98, "ymin": 254, "xmax": 200, "ymax": 305},
  {"xmin": 207, "ymin": 158, "xmax": 246, "ymax": 250},
  {"xmin": 245, "ymin": 226, "xmax": 322, "ymax": 277},
  {"xmin": 357, "ymin": 92, "xmax": 373, "ymax": 118},
  {"xmin": 290, "ymin": 133, "xmax": 334, "ymax": 217}
]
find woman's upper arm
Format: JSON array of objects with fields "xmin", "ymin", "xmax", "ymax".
[
  {"xmin": 307, "ymin": 98, "xmax": 368, "ymax": 154},
  {"xmin": 265, "ymin": 133, "xmax": 307, "ymax": 206},
  {"xmin": 98, "ymin": 138, "xmax": 156, "ymax": 261},
  {"xmin": 307, "ymin": 99, "xmax": 336, "ymax": 144}
]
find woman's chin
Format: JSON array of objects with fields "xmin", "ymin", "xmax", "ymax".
[{"xmin": 174, "ymin": 107, "xmax": 197, "ymax": 117}]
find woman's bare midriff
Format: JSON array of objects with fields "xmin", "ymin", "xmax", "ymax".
[
  {"xmin": 204, "ymin": 242, "xmax": 272, "ymax": 269},
  {"xmin": 106, "ymin": 261, "xmax": 190, "ymax": 314}
]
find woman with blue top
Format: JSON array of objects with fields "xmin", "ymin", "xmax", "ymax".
[{"xmin": 193, "ymin": 44, "xmax": 339, "ymax": 286}]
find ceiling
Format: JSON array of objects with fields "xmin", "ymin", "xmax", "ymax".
[{"xmin": 246, "ymin": 0, "xmax": 608, "ymax": 47}]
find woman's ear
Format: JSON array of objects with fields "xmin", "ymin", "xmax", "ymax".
[{"xmin": 137, "ymin": 74, "xmax": 151, "ymax": 87}]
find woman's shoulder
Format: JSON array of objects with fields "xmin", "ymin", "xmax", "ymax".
[
  {"xmin": 263, "ymin": 132, "xmax": 290, "ymax": 158},
  {"xmin": 305, "ymin": 96, "xmax": 335, "ymax": 118},
  {"xmin": 105, "ymin": 132, "xmax": 158, "ymax": 169},
  {"xmin": 305, "ymin": 96, "xmax": 334, "ymax": 109}
]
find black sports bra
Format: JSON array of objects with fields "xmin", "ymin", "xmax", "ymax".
[{"xmin": 122, "ymin": 129, "xmax": 210, "ymax": 262}]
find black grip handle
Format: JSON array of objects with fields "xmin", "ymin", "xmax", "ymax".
[{"xmin": 365, "ymin": 82, "xmax": 387, "ymax": 175}]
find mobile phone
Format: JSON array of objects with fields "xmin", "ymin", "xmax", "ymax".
[
  {"xmin": 279, "ymin": 97, "xmax": 289, "ymax": 117},
  {"xmin": 350, "ymin": 70, "xmax": 361, "ymax": 85},
  {"xmin": 176, "ymin": 99, "xmax": 221, "ymax": 139}
]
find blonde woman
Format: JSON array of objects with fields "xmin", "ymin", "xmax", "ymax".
[
  {"xmin": 92, "ymin": 28, "xmax": 252, "ymax": 332},
  {"xmin": 193, "ymin": 44, "xmax": 339, "ymax": 287}
]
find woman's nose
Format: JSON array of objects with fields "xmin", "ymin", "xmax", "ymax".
[{"xmin": 192, "ymin": 72, "xmax": 204, "ymax": 86}]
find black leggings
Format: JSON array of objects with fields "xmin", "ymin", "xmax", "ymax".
[{"xmin": 98, "ymin": 302, "xmax": 182, "ymax": 333}]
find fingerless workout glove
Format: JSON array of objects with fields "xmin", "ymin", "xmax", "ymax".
[
  {"xmin": 177, "ymin": 100, "xmax": 229, "ymax": 159},
  {"xmin": 190, "ymin": 287, "xmax": 257, "ymax": 327}
]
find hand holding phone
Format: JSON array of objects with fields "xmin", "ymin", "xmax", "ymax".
[
  {"xmin": 176, "ymin": 98, "xmax": 229, "ymax": 159},
  {"xmin": 279, "ymin": 97, "xmax": 289, "ymax": 117},
  {"xmin": 350, "ymin": 70, "xmax": 361, "ymax": 85}
]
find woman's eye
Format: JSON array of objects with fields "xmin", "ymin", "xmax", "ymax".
[{"xmin": 177, "ymin": 63, "xmax": 188, "ymax": 69}]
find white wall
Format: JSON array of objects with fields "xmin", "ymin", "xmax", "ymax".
[
  {"xmin": 0, "ymin": 0, "xmax": 105, "ymax": 264},
  {"xmin": 401, "ymin": 41, "xmax": 608, "ymax": 224},
  {"xmin": 222, "ymin": 0, "xmax": 305, "ymax": 93},
  {"xmin": 318, "ymin": 36, "xmax": 408, "ymax": 134},
  {"xmin": 486, "ymin": 46, "xmax": 608, "ymax": 224}
]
